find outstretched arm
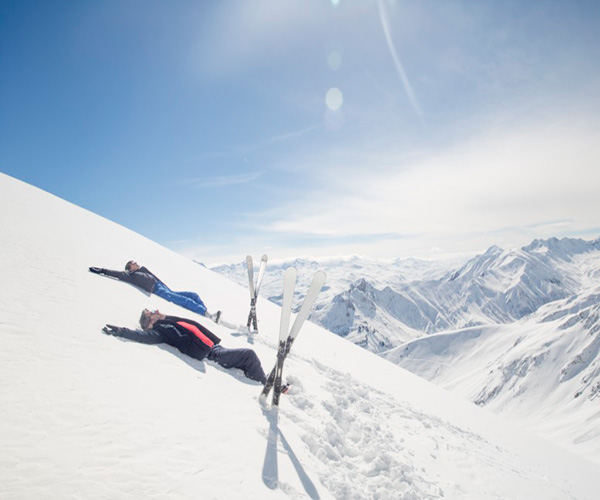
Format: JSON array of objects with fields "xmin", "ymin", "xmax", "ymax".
[
  {"xmin": 102, "ymin": 325, "xmax": 164, "ymax": 345},
  {"xmin": 90, "ymin": 267, "xmax": 130, "ymax": 281},
  {"xmin": 89, "ymin": 266, "xmax": 108, "ymax": 275}
]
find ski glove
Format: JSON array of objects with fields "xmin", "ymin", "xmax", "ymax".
[
  {"xmin": 89, "ymin": 267, "xmax": 106, "ymax": 274},
  {"xmin": 102, "ymin": 325, "xmax": 120, "ymax": 336}
]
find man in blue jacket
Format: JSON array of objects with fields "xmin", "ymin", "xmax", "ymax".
[
  {"xmin": 90, "ymin": 260, "xmax": 220, "ymax": 323},
  {"xmin": 102, "ymin": 309, "xmax": 266, "ymax": 384}
]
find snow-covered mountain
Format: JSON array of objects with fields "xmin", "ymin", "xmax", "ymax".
[
  {"xmin": 211, "ymin": 255, "xmax": 466, "ymax": 352},
  {"xmin": 212, "ymin": 238, "xmax": 600, "ymax": 353},
  {"xmin": 212, "ymin": 234, "xmax": 600, "ymax": 465},
  {"xmin": 384, "ymin": 283, "xmax": 600, "ymax": 464},
  {"xmin": 3, "ymin": 171, "xmax": 600, "ymax": 499}
]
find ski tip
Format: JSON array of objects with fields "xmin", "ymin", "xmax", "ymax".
[
  {"xmin": 284, "ymin": 266, "xmax": 298, "ymax": 277},
  {"xmin": 313, "ymin": 270, "xmax": 327, "ymax": 288}
]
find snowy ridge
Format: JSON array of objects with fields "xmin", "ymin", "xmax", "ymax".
[
  {"xmin": 385, "ymin": 285, "xmax": 600, "ymax": 463},
  {"xmin": 2, "ymin": 171, "xmax": 600, "ymax": 499},
  {"xmin": 212, "ymin": 255, "xmax": 466, "ymax": 352},
  {"xmin": 213, "ymin": 237, "xmax": 600, "ymax": 355}
]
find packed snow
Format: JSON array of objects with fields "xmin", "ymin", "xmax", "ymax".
[
  {"xmin": 214, "ymin": 234, "xmax": 600, "ymax": 468},
  {"xmin": 2, "ymin": 171, "xmax": 600, "ymax": 499}
]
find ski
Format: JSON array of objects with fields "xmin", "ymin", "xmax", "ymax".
[
  {"xmin": 246, "ymin": 255, "xmax": 256, "ymax": 331},
  {"xmin": 246, "ymin": 255, "xmax": 255, "ymax": 303},
  {"xmin": 261, "ymin": 268, "xmax": 326, "ymax": 407},
  {"xmin": 260, "ymin": 267, "xmax": 296, "ymax": 402},
  {"xmin": 255, "ymin": 254, "xmax": 268, "ymax": 297},
  {"xmin": 246, "ymin": 254, "xmax": 268, "ymax": 332}
]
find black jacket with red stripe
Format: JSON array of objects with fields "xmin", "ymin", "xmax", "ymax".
[{"xmin": 107, "ymin": 315, "xmax": 221, "ymax": 361}]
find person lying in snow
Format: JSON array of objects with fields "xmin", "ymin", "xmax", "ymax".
[
  {"xmin": 102, "ymin": 309, "xmax": 267, "ymax": 385},
  {"xmin": 89, "ymin": 260, "xmax": 221, "ymax": 323}
]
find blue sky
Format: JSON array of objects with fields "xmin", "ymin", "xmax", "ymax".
[{"xmin": 2, "ymin": 0, "xmax": 600, "ymax": 265}]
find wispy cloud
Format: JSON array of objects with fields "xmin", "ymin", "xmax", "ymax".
[
  {"xmin": 261, "ymin": 125, "xmax": 320, "ymax": 147},
  {"xmin": 252, "ymin": 103, "xmax": 600, "ymax": 257},
  {"xmin": 184, "ymin": 171, "xmax": 263, "ymax": 189}
]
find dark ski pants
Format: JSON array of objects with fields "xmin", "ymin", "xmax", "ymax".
[
  {"xmin": 206, "ymin": 345, "xmax": 267, "ymax": 384},
  {"xmin": 154, "ymin": 281, "xmax": 208, "ymax": 316}
]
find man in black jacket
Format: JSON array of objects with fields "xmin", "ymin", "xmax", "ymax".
[
  {"xmin": 90, "ymin": 260, "xmax": 220, "ymax": 323},
  {"xmin": 102, "ymin": 309, "xmax": 266, "ymax": 384}
]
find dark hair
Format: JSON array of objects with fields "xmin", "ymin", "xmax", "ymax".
[
  {"xmin": 125, "ymin": 260, "xmax": 136, "ymax": 271},
  {"xmin": 139, "ymin": 310, "xmax": 152, "ymax": 330}
]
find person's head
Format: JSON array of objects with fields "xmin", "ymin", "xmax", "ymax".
[
  {"xmin": 139, "ymin": 308, "xmax": 163, "ymax": 330},
  {"xmin": 125, "ymin": 260, "xmax": 140, "ymax": 272}
]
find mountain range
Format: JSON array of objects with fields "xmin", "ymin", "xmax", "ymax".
[
  {"xmin": 212, "ymin": 236, "xmax": 600, "ymax": 462},
  {"xmin": 212, "ymin": 237, "xmax": 600, "ymax": 352},
  {"xmin": 384, "ymin": 275, "xmax": 600, "ymax": 463}
]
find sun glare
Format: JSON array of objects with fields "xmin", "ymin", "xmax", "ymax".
[{"xmin": 326, "ymin": 87, "xmax": 344, "ymax": 111}]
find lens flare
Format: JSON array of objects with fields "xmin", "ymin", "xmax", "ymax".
[
  {"xmin": 377, "ymin": 0, "xmax": 424, "ymax": 124},
  {"xmin": 325, "ymin": 87, "xmax": 344, "ymax": 111}
]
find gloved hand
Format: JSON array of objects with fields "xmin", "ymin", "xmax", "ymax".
[
  {"xmin": 89, "ymin": 267, "xmax": 105, "ymax": 274},
  {"xmin": 102, "ymin": 325, "xmax": 120, "ymax": 335}
]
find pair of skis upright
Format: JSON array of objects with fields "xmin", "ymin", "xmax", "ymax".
[
  {"xmin": 246, "ymin": 254, "xmax": 268, "ymax": 333},
  {"xmin": 260, "ymin": 267, "xmax": 326, "ymax": 407}
]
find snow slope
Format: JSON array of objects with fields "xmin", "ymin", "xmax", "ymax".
[
  {"xmin": 2, "ymin": 171, "xmax": 600, "ymax": 499},
  {"xmin": 385, "ymin": 284, "xmax": 600, "ymax": 465}
]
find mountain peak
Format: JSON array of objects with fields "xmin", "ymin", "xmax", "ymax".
[
  {"xmin": 522, "ymin": 236, "xmax": 600, "ymax": 256},
  {"xmin": 484, "ymin": 244, "xmax": 504, "ymax": 255}
]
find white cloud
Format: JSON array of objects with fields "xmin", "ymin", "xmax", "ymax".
[{"xmin": 256, "ymin": 107, "xmax": 600, "ymax": 256}]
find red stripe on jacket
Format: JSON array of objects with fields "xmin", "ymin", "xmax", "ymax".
[{"xmin": 176, "ymin": 321, "xmax": 214, "ymax": 348}]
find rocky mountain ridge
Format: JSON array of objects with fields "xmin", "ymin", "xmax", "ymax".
[{"xmin": 212, "ymin": 237, "xmax": 600, "ymax": 353}]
